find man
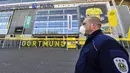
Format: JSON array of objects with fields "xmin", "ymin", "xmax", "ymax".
[{"xmin": 75, "ymin": 16, "xmax": 130, "ymax": 73}]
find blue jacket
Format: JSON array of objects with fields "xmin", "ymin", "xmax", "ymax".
[{"xmin": 75, "ymin": 29, "xmax": 130, "ymax": 73}]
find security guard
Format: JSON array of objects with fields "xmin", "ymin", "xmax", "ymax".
[{"xmin": 75, "ymin": 16, "xmax": 130, "ymax": 73}]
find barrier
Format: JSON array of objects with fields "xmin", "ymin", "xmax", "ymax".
[
  {"xmin": 0, "ymin": 37, "xmax": 129, "ymax": 49},
  {"xmin": 2, "ymin": 40, "xmax": 20, "ymax": 48}
]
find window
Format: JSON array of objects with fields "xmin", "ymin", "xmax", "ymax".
[
  {"xmin": 36, "ymin": 0, "xmax": 51, "ymax": 1},
  {"xmin": 73, "ymin": 15, "xmax": 78, "ymax": 20},
  {"xmin": 55, "ymin": 22, "xmax": 63, "ymax": 25},
  {"xmin": 9, "ymin": 0, "xmax": 21, "ymax": 3},
  {"xmin": 48, "ymin": 22, "xmax": 55, "ymax": 25},
  {"xmin": 33, "ymin": 8, "xmax": 79, "ymax": 34},
  {"xmin": 49, "ymin": 16, "xmax": 63, "ymax": 21},
  {"xmin": 50, "ymin": 10, "xmax": 63, "ymax": 15},
  {"xmin": 34, "ymin": 25, "xmax": 47, "ymax": 28},
  {"xmin": 0, "ymin": 1, "xmax": 9, "ymax": 4},
  {"xmin": 64, "ymin": 10, "xmax": 77, "ymax": 14},
  {"xmin": 34, "ymin": 22, "xmax": 47, "ymax": 25},
  {"xmin": 48, "ymin": 21, "xmax": 63, "ymax": 25},
  {"xmin": 22, "ymin": 0, "xmax": 35, "ymax": 2},
  {"xmin": 34, "ymin": 22, "xmax": 47, "ymax": 28},
  {"xmin": 0, "ymin": 11, "xmax": 13, "ymax": 34},
  {"xmin": 36, "ymin": 16, "xmax": 48, "ymax": 21},
  {"xmin": 64, "ymin": 15, "xmax": 77, "ymax": 20},
  {"xmin": 72, "ymin": 20, "xmax": 79, "ymax": 27},
  {"xmin": 0, "ymin": 29, "xmax": 8, "ymax": 34},
  {"xmin": 37, "ymin": 11, "xmax": 48, "ymax": 15}
]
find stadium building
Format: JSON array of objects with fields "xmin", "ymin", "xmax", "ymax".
[{"xmin": 0, "ymin": 0, "xmax": 129, "ymax": 49}]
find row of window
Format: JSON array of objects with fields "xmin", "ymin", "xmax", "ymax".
[
  {"xmin": 35, "ymin": 15, "xmax": 78, "ymax": 21},
  {"xmin": 0, "ymin": 12, "xmax": 13, "ymax": 17},
  {"xmin": 33, "ymin": 31, "xmax": 79, "ymax": 34},
  {"xmin": 33, "ymin": 32, "xmax": 79, "ymax": 34},
  {"xmin": 36, "ymin": 9, "xmax": 77, "ymax": 15},
  {"xmin": 34, "ymin": 20, "xmax": 79, "ymax": 25},
  {"xmin": 33, "ymin": 27, "xmax": 79, "ymax": 30},
  {"xmin": 0, "ymin": 22, "xmax": 8, "ymax": 25},
  {"xmin": 0, "ymin": 25, "xmax": 7, "ymax": 29},
  {"xmin": 0, "ymin": 29, "xmax": 8, "ymax": 34},
  {"xmin": 33, "ymin": 8, "xmax": 79, "ymax": 34},
  {"xmin": 0, "ymin": 17, "xmax": 9, "ymax": 22},
  {"xmin": 34, "ymin": 25, "xmax": 79, "ymax": 28},
  {"xmin": 0, "ymin": 11, "xmax": 13, "ymax": 34},
  {"xmin": 33, "ymin": 27, "xmax": 79, "ymax": 34},
  {"xmin": 33, "ymin": 29, "xmax": 78, "ymax": 31},
  {"xmin": 34, "ymin": 20, "xmax": 78, "ymax": 23}
]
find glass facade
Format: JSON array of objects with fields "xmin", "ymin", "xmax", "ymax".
[
  {"xmin": 33, "ymin": 8, "xmax": 79, "ymax": 34},
  {"xmin": 0, "ymin": 11, "xmax": 13, "ymax": 34}
]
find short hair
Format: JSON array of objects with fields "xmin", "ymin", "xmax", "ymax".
[{"xmin": 86, "ymin": 16, "xmax": 101, "ymax": 27}]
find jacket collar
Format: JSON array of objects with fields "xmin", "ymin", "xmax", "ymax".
[{"xmin": 85, "ymin": 29, "xmax": 103, "ymax": 44}]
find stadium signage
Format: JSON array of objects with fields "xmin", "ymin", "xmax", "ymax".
[
  {"xmin": 0, "ymin": 4, "xmax": 30, "ymax": 10},
  {"xmin": 0, "ymin": 3, "xmax": 54, "ymax": 10},
  {"xmin": 40, "ymin": 3, "xmax": 54, "ymax": 9},
  {"xmin": 15, "ymin": 4, "xmax": 30, "ymax": 9},
  {"xmin": 21, "ymin": 40, "xmax": 66, "ymax": 48}
]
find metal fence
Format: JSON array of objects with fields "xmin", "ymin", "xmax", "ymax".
[{"xmin": 0, "ymin": 38, "xmax": 129, "ymax": 49}]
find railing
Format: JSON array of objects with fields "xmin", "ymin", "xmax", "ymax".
[{"xmin": 0, "ymin": 37, "xmax": 129, "ymax": 49}]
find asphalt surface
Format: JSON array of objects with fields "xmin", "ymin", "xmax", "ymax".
[
  {"xmin": 0, "ymin": 48, "xmax": 129, "ymax": 73},
  {"xmin": 0, "ymin": 48, "xmax": 80, "ymax": 73}
]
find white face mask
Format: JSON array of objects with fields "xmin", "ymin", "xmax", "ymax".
[{"xmin": 79, "ymin": 25, "xmax": 86, "ymax": 35}]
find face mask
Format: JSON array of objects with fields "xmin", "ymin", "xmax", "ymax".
[{"xmin": 79, "ymin": 25, "xmax": 85, "ymax": 35}]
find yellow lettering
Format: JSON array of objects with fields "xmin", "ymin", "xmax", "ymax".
[
  {"xmin": 49, "ymin": 41, "xmax": 53, "ymax": 47},
  {"xmin": 27, "ymin": 41, "xmax": 31, "ymax": 47},
  {"xmin": 32, "ymin": 41, "xmax": 36, "ymax": 47},
  {"xmin": 38, "ymin": 41, "xmax": 42, "ymax": 47},
  {"xmin": 22, "ymin": 41, "xmax": 26, "ymax": 47},
  {"xmin": 61, "ymin": 41, "xmax": 66, "ymax": 47},
  {"xmin": 42, "ymin": 41, "xmax": 48, "ymax": 47},
  {"xmin": 55, "ymin": 41, "xmax": 60, "ymax": 47}
]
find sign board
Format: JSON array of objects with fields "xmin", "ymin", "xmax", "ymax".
[
  {"xmin": 67, "ymin": 14, "xmax": 72, "ymax": 30},
  {"xmin": 108, "ymin": 9, "xmax": 118, "ymax": 27},
  {"xmin": 79, "ymin": 4, "xmax": 108, "ymax": 24},
  {"xmin": 24, "ymin": 16, "xmax": 32, "ymax": 28},
  {"xmin": 15, "ymin": 26, "xmax": 24, "ymax": 34},
  {"xmin": 40, "ymin": 4, "xmax": 54, "ymax": 9},
  {"xmin": 0, "ymin": 3, "xmax": 54, "ymax": 10}
]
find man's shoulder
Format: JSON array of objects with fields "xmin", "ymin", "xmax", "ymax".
[
  {"xmin": 94, "ymin": 34, "xmax": 115, "ymax": 43},
  {"xmin": 93, "ymin": 34, "xmax": 117, "ymax": 49}
]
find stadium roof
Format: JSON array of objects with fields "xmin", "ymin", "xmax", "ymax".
[
  {"xmin": 0, "ymin": 0, "xmax": 129, "ymax": 9},
  {"xmin": 0, "ymin": 0, "xmax": 110, "ymax": 5}
]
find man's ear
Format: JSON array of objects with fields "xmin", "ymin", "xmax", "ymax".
[
  {"xmin": 91, "ymin": 24, "xmax": 95, "ymax": 28},
  {"xmin": 92, "ymin": 24, "xmax": 98, "ymax": 30}
]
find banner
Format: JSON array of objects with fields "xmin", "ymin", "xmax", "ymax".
[
  {"xmin": 79, "ymin": 4, "xmax": 108, "ymax": 24},
  {"xmin": 108, "ymin": 9, "xmax": 118, "ymax": 27},
  {"xmin": 79, "ymin": 4, "xmax": 111, "ymax": 34},
  {"xmin": 67, "ymin": 14, "xmax": 72, "ymax": 30},
  {"xmin": 24, "ymin": 16, "xmax": 32, "ymax": 28}
]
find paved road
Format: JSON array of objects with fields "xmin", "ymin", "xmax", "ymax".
[
  {"xmin": 0, "ymin": 48, "xmax": 129, "ymax": 73},
  {"xmin": 0, "ymin": 48, "xmax": 80, "ymax": 73}
]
